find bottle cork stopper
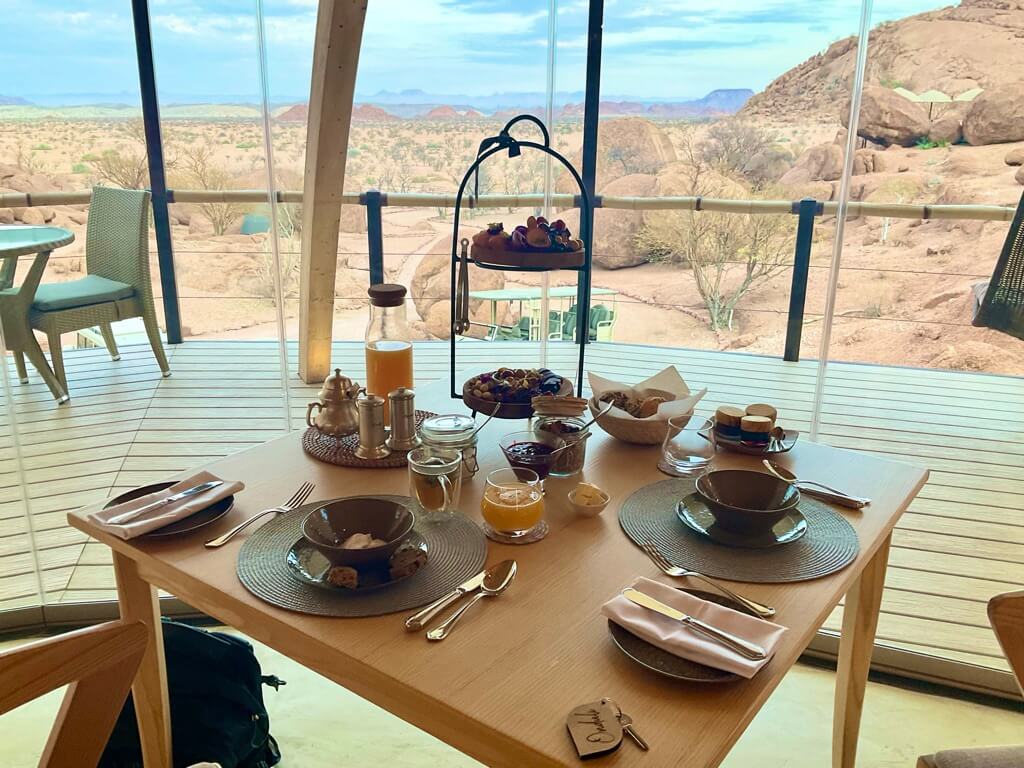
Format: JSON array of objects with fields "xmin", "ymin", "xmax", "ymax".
[
  {"xmin": 715, "ymin": 405, "xmax": 745, "ymax": 427},
  {"xmin": 745, "ymin": 403, "xmax": 778, "ymax": 422},
  {"xmin": 740, "ymin": 415, "xmax": 773, "ymax": 433}
]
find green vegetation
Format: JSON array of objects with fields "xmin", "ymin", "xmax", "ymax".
[
  {"xmin": 71, "ymin": 163, "xmax": 90, "ymax": 174},
  {"xmin": 915, "ymin": 137, "xmax": 949, "ymax": 150},
  {"xmin": 235, "ymin": 141, "xmax": 260, "ymax": 150},
  {"xmin": 31, "ymin": 143, "xmax": 52, "ymax": 151}
]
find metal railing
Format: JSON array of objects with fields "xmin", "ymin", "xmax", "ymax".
[{"xmin": 1, "ymin": 188, "xmax": 1015, "ymax": 361}]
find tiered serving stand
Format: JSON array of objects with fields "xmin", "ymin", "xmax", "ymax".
[{"xmin": 447, "ymin": 115, "xmax": 594, "ymax": 407}]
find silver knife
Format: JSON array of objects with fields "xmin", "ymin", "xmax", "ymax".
[
  {"xmin": 622, "ymin": 588, "xmax": 768, "ymax": 661},
  {"xmin": 107, "ymin": 481, "xmax": 223, "ymax": 526},
  {"xmin": 795, "ymin": 485, "xmax": 870, "ymax": 510},
  {"xmin": 405, "ymin": 569, "xmax": 488, "ymax": 631}
]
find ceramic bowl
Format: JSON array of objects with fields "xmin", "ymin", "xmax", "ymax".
[
  {"xmin": 301, "ymin": 497, "xmax": 414, "ymax": 567},
  {"xmin": 567, "ymin": 486, "xmax": 610, "ymax": 517},
  {"xmin": 694, "ymin": 469, "xmax": 800, "ymax": 535}
]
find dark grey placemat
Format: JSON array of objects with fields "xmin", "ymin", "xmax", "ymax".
[
  {"xmin": 237, "ymin": 495, "xmax": 488, "ymax": 616},
  {"xmin": 619, "ymin": 478, "xmax": 859, "ymax": 583}
]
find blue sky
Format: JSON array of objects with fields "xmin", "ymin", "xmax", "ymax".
[{"xmin": 0, "ymin": 0, "xmax": 944, "ymax": 104}]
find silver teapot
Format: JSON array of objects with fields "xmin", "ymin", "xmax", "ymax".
[{"xmin": 306, "ymin": 368, "xmax": 363, "ymax": 437}]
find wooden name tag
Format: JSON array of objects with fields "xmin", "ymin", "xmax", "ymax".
[{"xmin": 566, "ymin": 700, "xmax": 623, "ymax": 760}]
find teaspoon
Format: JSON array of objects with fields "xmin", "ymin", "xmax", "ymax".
[{"xmin": 427, "ymin": 559, "xmax": 516, "ymax": 640}]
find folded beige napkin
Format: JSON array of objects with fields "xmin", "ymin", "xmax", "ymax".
[
  {"xmin": 588, "ymin": 367, "xmax": 707, "ymax": 421},
  {"xmin": 89, "ymin": 471, "xmax": 243, "ymax": 540},
  {"xmin": 601, "ymin": 576, "xmax": 787, "ymax": 678}
]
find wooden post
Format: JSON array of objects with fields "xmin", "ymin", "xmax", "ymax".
[{"xmin": 298, "ymin": 0, "xmax": 368, "ymax": 383}]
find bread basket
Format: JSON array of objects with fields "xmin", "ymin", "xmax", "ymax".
[{"xmin": 588, "ymin": 368, "xmax": 706, "ymax": 445}]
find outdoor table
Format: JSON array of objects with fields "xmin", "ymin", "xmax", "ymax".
[
  {"xmin": 69, "ymin": 376, "xmax": 927, "ymax": 768},
  {"xmin": 469, "ymin": 286, "xmax": 617, "ymax": 328},
  {"xmin": 0, "ymin": 225, "xmax": 75, "ymax": 402}
]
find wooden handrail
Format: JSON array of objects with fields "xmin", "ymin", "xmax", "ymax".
[{"xmin": 0, "ymin": 189, "xmax": 1016, "ymax": 222}]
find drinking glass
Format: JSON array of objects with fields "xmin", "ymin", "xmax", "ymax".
[
  {"xmin": 658, "ymin": 414, "xmax": 715, "ymax": 476},
  {"xmin": 408, "ymin": 446, "xmax": 462, "ymax": 523},
  {"xmin": 480, "ymin": 468, "xmax": 547, "ymax": 544}
]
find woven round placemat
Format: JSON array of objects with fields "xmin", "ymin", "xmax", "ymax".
[
  {"xmin": 237, "ymin": 495, "xmax": 488, "ymax": 617},
  {"xmin": 618, "ymin": 478, "xmax": 859, "ymax": 583},
  {"xmin": 301, "ymin": 410, "xmax": 437, "ymax": 468}
]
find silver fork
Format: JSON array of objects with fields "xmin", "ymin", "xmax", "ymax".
[
  {"xmin": 639, "ymin": 542, "xmax": 776, "ymax": 619},
  {"xmin": 204, "ymin": 482, "xmax": 315, "ymax": 548}
]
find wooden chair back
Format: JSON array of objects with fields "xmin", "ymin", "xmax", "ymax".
[
  {"xmin": 988, "ymin": 589, "xmax": 1024, "ymax": 696},
  {"xmin": 0, "ymin": 620, "xmax": 148, "ymax": 767}
]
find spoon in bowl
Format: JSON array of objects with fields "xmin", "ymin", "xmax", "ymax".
[
  {"xmin": 761, "ymin": 460, "xmax": 870, "ymax": 509},
  {"xmin": 427, "ymin": 560, "xmax": 517, "ymax": 640}
]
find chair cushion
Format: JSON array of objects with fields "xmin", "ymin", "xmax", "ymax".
[
  {"xmin": 32, "ymin": 275, "xmax": 135, "ymax": 312},
  {"xmin": 919, "ymin": 745, "xmax": 1024, "ymax": 768}
]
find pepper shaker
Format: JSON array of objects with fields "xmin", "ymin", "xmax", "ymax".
[
  {"xmin": 387, "ymin": 387, "xmax": 421, "ymax": 451},
  {"xmin": 356, "ymin": 394, "xmax": 391, "ymax": 460}
]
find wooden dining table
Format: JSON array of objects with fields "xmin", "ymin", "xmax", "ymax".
[{"xmin": 68, "ymin": 376, "xmax": 928, "ymax": 768}]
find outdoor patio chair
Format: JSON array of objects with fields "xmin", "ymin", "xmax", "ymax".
[
  {"xmin": 16, "ymin": 186, "xmax": 171, "ymax": 396},
  {"xmin": 973, "ymin": 189, "xmax": 1024, "ymax": 339},
  {"xmin": 0, "ymin": 620, "xmax": 147, "ymax": 767},
  {"xmin": 916, "ymin": 590, "xmax": 1024, "ymax": 768}
]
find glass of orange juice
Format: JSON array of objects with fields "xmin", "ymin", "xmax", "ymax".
[{"xmin": 480, "ymin": 468, "xmax": 547, "ymax": 544}]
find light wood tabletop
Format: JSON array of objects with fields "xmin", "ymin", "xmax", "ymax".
[{"xmin": 68, "ymin": 377, "xmax": 928, "ymax": 768}]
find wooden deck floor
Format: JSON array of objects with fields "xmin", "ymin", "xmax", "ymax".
[{"xmin": 2, "ymin": 339, "xmax": 1021, "ymax": 678}]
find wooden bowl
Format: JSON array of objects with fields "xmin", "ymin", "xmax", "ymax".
[
  {"xmin": 302, "ymin": 497, "xmax": 414, "ymax": 567},
  {"xmin": 463, "ymin": 376, "xmax": 572, "ymax": 419},
  {"xmin": 471, "ymin": 244, "xmax": 584, "ymax": 270},
  {"xmin": 694, "ymin": 470, "xmax": 800, "ymax": 535},
  {"xmin": 587, "ymin": 392, "xmax": 685, "ymax": 445}
]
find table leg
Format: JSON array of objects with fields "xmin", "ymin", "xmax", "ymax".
[
  {"xmin": 113, "ymin": 552, "xmax": 172, "ymax": 767},
  {"xmin": 832, "ymin": 534, "xmax": 890, "ymax": 768}
]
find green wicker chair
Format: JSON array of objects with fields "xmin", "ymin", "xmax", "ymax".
[
  {"xmin": 15, "ymin": 186, "xmax": 170, "ymax": 398},
  {"xmin": 974, "ymin": 190, "xmax": 1024, "ymax": 339}
]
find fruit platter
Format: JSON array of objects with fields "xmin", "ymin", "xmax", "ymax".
[
  {"xmin": 462, "ymin": 367, "xmax": 573, "ymax": 419},
  {"xmin": 470, "ymin": 216, "xmax": 585, "ymax": 270}
]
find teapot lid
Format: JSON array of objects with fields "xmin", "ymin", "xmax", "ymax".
[{"xmin": 319, "ymin": 368, "xmax": 358, "ymax": 401}]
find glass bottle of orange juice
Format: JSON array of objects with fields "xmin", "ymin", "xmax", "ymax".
[{"xmin": 365, "ymin": 283, "xmax": 414, "ymax": 425}]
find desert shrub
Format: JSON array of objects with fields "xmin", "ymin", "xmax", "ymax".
[
  {"xmin": 31, "ymin": 143, "xmax": 53, "ymax": 151},
  {"xmin": 71, "ymin": 163, "xmax": 90, "ymax": 174},
  {"xmin": 87, "ymin": 121, "xmax": 150, "ymax": 188},
  {"xmin": 235, "ymin": 141, "xmax": 259, "ymax": 150},
  {"xmin": 254, "ymin": 203, "xmax": 301, "ymax": 299},
  {"xmin": 635, "ymin": 135, "xmax": 793, "ymax": 331},
  {"xmin": 699, "ymin": 119, "xmax": 773, "ymax": 179}
]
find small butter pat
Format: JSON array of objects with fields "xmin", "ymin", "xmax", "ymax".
[{"xmin": 574, "ymin": 482, "xmax": 607, "ymax": 506}]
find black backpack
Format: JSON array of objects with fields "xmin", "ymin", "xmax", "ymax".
[{"xmin": 100, "ymin": 620, "xmax": 283, "ymax": 768}]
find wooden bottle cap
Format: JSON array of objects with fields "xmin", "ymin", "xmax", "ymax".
[
  {"xmin": 745, "ymin": 403, "xmax": 777, "ymax": 422},
  {"xmin": 740, "ymin": 415, "xmax": 773, "ymax": 433},
  {"xmin": 715, "ymin": 405, "xmax": 745, "ymax": 427}
]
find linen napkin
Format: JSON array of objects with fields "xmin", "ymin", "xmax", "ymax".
[
  {"xmin": 601, "ymin": 576, "xmax": 787, "ymax": 678},
  {"xmin": 88, "ymin": 471, "xmax": 244, "ymax": 540},
  {"xmin": 588, "ymin": 367, "xmax": 707, "ymax": 421}
]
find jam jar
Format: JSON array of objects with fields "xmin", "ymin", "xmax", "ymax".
[
  {"xmin": 533, "ymin": 415, "xmax": 590, "ymax": 477},
  {"xmin": 419, "ymin": 414, "xmax": 479, "ymax": 480}
]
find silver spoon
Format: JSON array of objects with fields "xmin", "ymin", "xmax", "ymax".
[
  {"xmin": 427, "ymin": 559, "xmax": 516, "ymax": 640},
  {"xmin": 761, "ymin": 460, "xmax": 870, "ymax": 509}
]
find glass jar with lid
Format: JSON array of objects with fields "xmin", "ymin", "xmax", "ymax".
[
  {"xmin": 419, "ymin": 414, "xmax": 479, "ymax": 480},
  {"xmin": 533, "ymin": 415, "xmax": 590, "ymax": 477},
  {"xmin": 365, "ymin": 283, "xmax": 414, "ymax": 425}
]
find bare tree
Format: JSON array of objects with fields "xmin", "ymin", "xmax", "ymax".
[
  {"xmin": 87, "ymin": 121, "xmax": 152, "ymax": 189},
  {"xmin": 635, "ymin": 135, "xmax": 793, "ymax": 330},
  {"xmin": 179, "ymin": 144, "xmax": 243, "ymax": 236},
  {"xmin": 700, "ymin": 119, "xmax": 772, "ymax": 176}
]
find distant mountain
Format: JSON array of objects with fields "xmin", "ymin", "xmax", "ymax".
[{"xmin": 0, "ymin": 94, "xmax": 32, "ymax": 106}]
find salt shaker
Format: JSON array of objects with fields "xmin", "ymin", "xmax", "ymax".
[
  {"xmin": 356, "ymin": 394, "xmax": 391, "ymax": 460},
  {"xmin": 386, "ymin": 387, "xmax": 420, "ymax": 451}
]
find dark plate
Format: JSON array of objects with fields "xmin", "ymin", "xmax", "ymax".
[
  {"xmin": 608, "ymin": 589, "xmax": 753, "ymax": 683},
  {"xmin": 676, "ymin": 493, "xmax": 807, "ymax": 549},
  {"xmin": 712, "ymin": 426, "xmax": 798, "ymax": 455},
  {"xmin": 104, "ymin": 481, "xmax": 234, "ymax": 538},
  {"xmin": 462, "ymin": 375, "xmax": 572, "ymax": 419},
  {"xmin": 286, "ymin": 531, "xmax": 428, "ymax": 592}
]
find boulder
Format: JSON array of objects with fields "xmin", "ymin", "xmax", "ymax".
[
  {"xmin": 1005, "ymin": 147, "xmax": 1024, "ymax": 166},
  {"xmin": 67, "ymin": 211, "xmax": 88, "ymax": 225},
  {"xmin": 340, "ymin": 204, "xmax": 367, "ymax": 234},
  {"xmin": 0, "ymin": 208, "xmax": 13, "ymax": 225},
  {"xmin": 20, "ymin": 208, "xmax": 45, "ymax": 225},
  {"xmin": 842, "ymin": 87, "xmax": 930, "ymax": 147},
  {"xmin": 188, "ymin": 214, "xmax": 215, "ymax": 236},
  {"xmin": 779, "ymin": 143, "xmax": 844, "ymax": 184},
  {"xmin": 852, "ymin": 149, "xmax": 885, "ymax": 176},
  {"xmin": 557, "ymin": 117, "xmax": 676, "ymax": 191},
  {"xmin": 562, "ymin": 173, "xmax": 660, "ymax": 270},
  {"xmin": 928, "ymin": 115, "xmax": 963, "ymax": 145},
  {"xmin": 410, "ymin": 250, "xmax": 505, "ymax": 339},
  {"xmin": 1016, "ymin": 166, "xmax": 1024, "ymax": 185},
  {"xmin": 963, "ymin": 85, "xmax": 1024, "ymax": 145}
]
